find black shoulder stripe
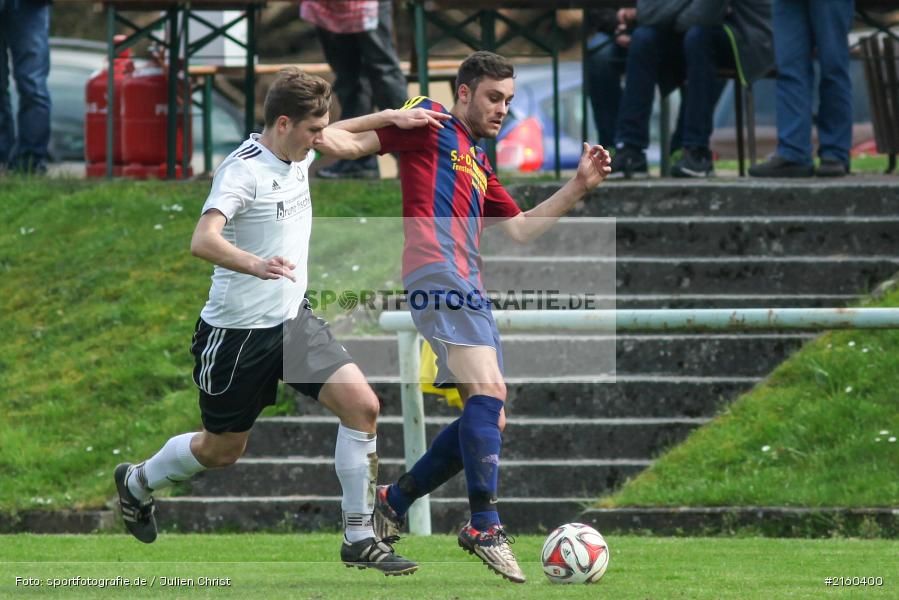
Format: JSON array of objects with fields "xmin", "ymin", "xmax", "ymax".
[
  {"xmin": 236, "ymin": 145, "xmax": 258, "ymax": 158},
  {"xmin": 238, "ymin": 148, "xmax": 262, "ymax": 160}
]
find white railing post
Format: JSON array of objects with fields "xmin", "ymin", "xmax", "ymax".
[{"xmin": 396, "ymin": 330, "xmax": 431, "ymax": 535}]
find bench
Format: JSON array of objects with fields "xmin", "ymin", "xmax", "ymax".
[{"xmin": 186, "ymin": 59, "xmax": 462, "ymax": 172}]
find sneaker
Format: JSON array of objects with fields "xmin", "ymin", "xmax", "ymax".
[
  {"xmin": 816, "ymin": 158, "xmax": 849, "ymax": 177},
  {"xmin": 373, "ymin": 485, "xmax": 406, "ymax": 539},
  {"xmin": 748, "ymin": 155, "xmax": 814, "ymax": 178},
  {"xmin": 671, "ymin": 147, "xmax": 714, "ymax": 178},
  {"xmin": 607, "ymin": 146, "xmax": 649, "ymax": 179},
  {"xmin": 341, "ymin": 535, "xmax": 419, "ymax": 576},
  {"xmin": 458, "ymin": 522, "xmax": 526, "ymax": 583},
  {"xmin": 113, "ymin": 463, "xmax": 157, "ymax": 543}
]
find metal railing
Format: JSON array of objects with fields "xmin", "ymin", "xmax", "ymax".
[{"xmin": 378, "ymin": 308, "xmax": 899, "ymax": 534}]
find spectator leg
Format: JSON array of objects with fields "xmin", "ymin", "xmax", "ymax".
[
  {"xmin": 7, "ymin": 1, "xmax": 51, "ymax": 168},
  {"xmin": 680, "ymin": 25, "xmax": 732, "ymax": 152},
  {"xmin": 809, "ymin": 0, "xmax": 853, "ymax": 167},
  {"xmin": 585, "ymin": 33, "xmax": 626, "ymax": 149},
  {"xmin": 615, "ymin": 26, "xmax": 678, "ymax": 150},
  {"xmin": 773, "ymin": 0, "xmax": 815, "ymax": 166},
  {"xmin": 358, "ymin": 1, "xmax": 408, "ymax": 111},
  {"xmin": 317, "ymin": 28, "xmax": 369, "ymax": 120}
]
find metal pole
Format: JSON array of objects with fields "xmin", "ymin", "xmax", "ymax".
[
  {"xmin": 106, "ymin": 7, "xmax": 116, "ymax": 179},
  {"xmin": 381, "ymin": 308, "xmax": 899, "ymax": 333},
  {"xmin": 182, "ymin": 6, "xmax": 191, "ymax": 177},
  {"xmin": 396, "ymin": 331, "xmax": 431, "ymax": 535},
  {"xmin": 244, "ymin": 5, "xmax": 257, "ymax": 136},
  {"xmin": 414, "ymin": 2, "xmax": 429, "ymax": 97},
  {"xmin": 166, "ymin": 7, "xmax": 179, "ymax": 179},
  {"xmin": 581, "ymin": 10, "xmax": 589, "ymax": 146},
  {"xmin": 203, "ymin": 75, "xmax": 213, "ymax": 174},
  {"xmin": 552, "ymin": 13, "xmax": 560, "ymax": 179},
  {"xmin": 659, "ymin": 95, "xmax": 671, "ymax": 177},
  {"xmin": 481, "ymin": 10, "xmax": 497, "ymax": 170}
]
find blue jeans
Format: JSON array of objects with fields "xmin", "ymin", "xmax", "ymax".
[
  {"xmin": 0, "ymin": 0, "xmax": 52, "ymax": 167},
  {"xmin": 615, "ymin": 25, "xmax": 730, "ymax": 151},
  {"xmin": 773, "ymin": 0, "xmax": 853, "ymax": 166}
]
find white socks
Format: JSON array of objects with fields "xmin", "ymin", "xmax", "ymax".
[
  {"xmin": 127, "ymin": 432, "xmax": 206, "ymax": 501},
  {"xmin": 335, "ymin": 424, "xmax": 378, "ymax": 542}
]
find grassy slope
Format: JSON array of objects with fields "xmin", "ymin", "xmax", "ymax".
[
  {"xmin": 0, "ymin": 534, "xmax": 897, "ymax": 599},
  {"xmin": 602, "ymin": 285, "xmax": 899, "ymax": 507},
  {"xmin": 0, "ymin": 178, "xmax": 401, "ymax": 511}
]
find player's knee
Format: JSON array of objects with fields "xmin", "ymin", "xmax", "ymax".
[
  {"xmin": 358, "ymin": 389, "xmax": 380, "ymax": 426},
  {"xmin": 213, "ymin": 444, "xmax": 245, "ymax": 467},
  {"xmin": 196, "ymin": 438, "xmax": 245, "ymax": 468},
  {"xmin": 485, "ymin": 381, "xmax": 507, "ymax": 402}
]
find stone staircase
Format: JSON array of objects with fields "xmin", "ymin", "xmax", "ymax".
[{"xmin": 158, "ymin": 180, "xmax": 899, "ymax": 534}]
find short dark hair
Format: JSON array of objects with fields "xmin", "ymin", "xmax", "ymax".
[
  {"xmin": 455, "ymin": 51, "xmax": 515, "ymax": 99},
  {"xmin": 263, "ymin": 67, "xmax": 331, "ymax": 127}
]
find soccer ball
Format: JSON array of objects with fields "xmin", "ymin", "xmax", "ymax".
[{"xmin": 541, "ymin": 522, "xmax": 610, "ymax": 584}]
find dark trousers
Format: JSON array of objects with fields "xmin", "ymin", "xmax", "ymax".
[
  {"xmin": 774, "ymin": 0, "xmax": 853, "ymax": 166},
  {"xmin": 316, "ymin": 1, "xmax": 407, "ymax": 119},
  {"xmin": 585, "ymin": 32, "xmax": 627, "ymax": 149},
  {"xmin": 0, "ymin": 0, "xmax": 51, "ymax": 167},
  {"xmin": 615, "ymin": 25, "xmax": 732, "ymax": 151}
]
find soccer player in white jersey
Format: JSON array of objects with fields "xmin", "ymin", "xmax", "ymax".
[{"xmin": 114, "ymin": 67, "xmax": 448, "ymax": 575}]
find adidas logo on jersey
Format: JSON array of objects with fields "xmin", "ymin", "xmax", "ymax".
[{"xmin": 272, "ymin": 180, "xmax": 281, "ymax": 191}]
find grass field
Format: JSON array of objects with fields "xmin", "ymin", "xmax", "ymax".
[{"xmin": 1, "ymin": 534, "xmax": 897, "ymax": 599}]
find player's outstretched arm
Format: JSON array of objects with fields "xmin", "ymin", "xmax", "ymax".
[
  {"xmin": 190, "ymin": 210, "xmax": 296, "ymax": 281},
  {"xmin": 315, "ymin": 108, "xmax": 449, "ymax": 159},
  {"xmin": 499, "ymin": 143, "xmax": 611, "ymax": 243}
]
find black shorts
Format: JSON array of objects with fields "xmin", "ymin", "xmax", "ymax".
[{"xmin": 190, "ymin": 304, "xmax": 354, "ymax": 433}]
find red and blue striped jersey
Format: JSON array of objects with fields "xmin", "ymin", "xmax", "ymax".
[{"xmin": 376, "ymin": 97, "xmax": 521, "ymax": 286}]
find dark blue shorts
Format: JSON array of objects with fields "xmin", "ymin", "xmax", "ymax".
[{"xmin": 406, "ymin": 271, "xmax": 504, "ymax": 387}]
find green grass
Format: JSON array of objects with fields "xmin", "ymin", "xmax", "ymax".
[
  {"xmin": 0, "ymin": 534, "xmax": 896, "ymax": 599},
  {"xmin": 601, "ymin": 284, "xmax": 899, "ymax": 508},
  {"xmin": 0, "ymin": 178, "xmax": 402, "ymax": 512}
]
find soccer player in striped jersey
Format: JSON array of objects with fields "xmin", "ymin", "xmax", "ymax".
[
  {"xmin": 331, "ymin": 51, "xmax": 612, "ymax": 583},
  {"xmin": 113, "ymin": 67, "xmax": 447, "ymax": 575}
]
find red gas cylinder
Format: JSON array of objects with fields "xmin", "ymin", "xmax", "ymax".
[
  {"xmin": 120, "ymin": 60, "xmax": 192, "ymax": 179},
  {"xmin": 84, "ymin": 35, "xmax": 134, "ymax": 177}
]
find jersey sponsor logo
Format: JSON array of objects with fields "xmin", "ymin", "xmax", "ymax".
[
  {"xmin": 450, "ymin": 148, "xmax": 487, "ymax": 194},
  {"xmin": 276, "ymin": 194, "xmax": 310, "ymax": 221},
  {"xmin": 272, "ymin": 180, "xmax": 281, "ymax": 191}
]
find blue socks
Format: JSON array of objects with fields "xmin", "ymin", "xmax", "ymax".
[
  {"xmin": 386, "ymin": 394, "xmax": 504, "ymax": 532},
  {"xmin": 459, "ymin": 395, "xmax": 503, "ymax": 529},
  {"xmin": 387, "ymin": 418, "xmax": 463, "ymax": 516}
]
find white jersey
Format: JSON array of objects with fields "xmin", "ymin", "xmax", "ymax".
[{"xmin": 199, "ymin": 134, "xmax": 315, "ymax": 329}]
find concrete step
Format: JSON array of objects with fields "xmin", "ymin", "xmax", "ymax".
[
  {"xmin": 510, "ymin": 180, "xmax": 899, "ymax": 218},
  {"xmin": 243, "ymin": 416, "xmax": 706, "ymax": 460},
  {"xmin": 342, "ymin": 333, "xmax": 810, "ymax": 379},
  {"xmin": 481, "ymin": 256, "xmax": 899, "ymax": 295},
  {"xmin": 155, "ymin": 496, "xmax": 589, "ymax": 534},
  {"xmin": 480, "ymin": 216, "xmax": 899, "ymax": 257},
  {"xmin": 183, "ymin": 457, "xmax": 647, "ymax": 499},
  {"xmin": 290, "ymin": 377, "xmax": 759, "ymax": 419}
]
